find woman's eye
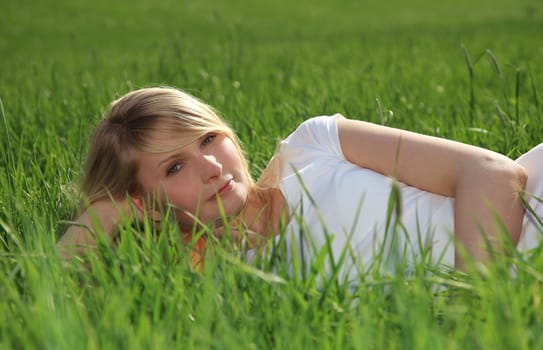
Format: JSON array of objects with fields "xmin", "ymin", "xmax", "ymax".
[
  {"xmin": 167, "ymin": 163, "xmax": 182, "ymax": 176},
  {"xmin": 201, "ymin": 133, "xmax": 216, "ymax": 147}
]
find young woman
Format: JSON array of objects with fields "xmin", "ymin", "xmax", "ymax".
[{"xmin": 57, "ymin": 86, "xmax": 542, "ymax": 277}]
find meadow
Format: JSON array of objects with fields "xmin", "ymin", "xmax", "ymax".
[{"xmin": 1, "ymin": 0, "xmax": 543, "ymax": 348}]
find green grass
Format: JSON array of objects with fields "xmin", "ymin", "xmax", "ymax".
[{"xmin": 1, "ymin": 0, "xmax": 543, "ymax": 348}]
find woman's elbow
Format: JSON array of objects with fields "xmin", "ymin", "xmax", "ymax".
[
  {"xmin": 508, "ymin": 161, "xmax": 528, "ymax": 191},
  {"xmin": 472, "ymin": 154, "xmax": 528, "ymax": 191},
  {"xmin": 495, "ymin": 158, "xmax": 528, "ymax": 192}
]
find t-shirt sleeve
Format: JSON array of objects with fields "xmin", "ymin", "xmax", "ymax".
[{"xmin": 281, "ymin": 114, "xmax": 346, "ymax": 160}]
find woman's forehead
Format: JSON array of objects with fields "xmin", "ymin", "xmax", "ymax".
[{"xmin": 142, "ymin": 131, "xmax": 202, "ymax": 153}]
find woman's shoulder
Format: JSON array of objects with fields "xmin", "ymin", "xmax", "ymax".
[
  {"xmin": 259, "ymin": 114, "xmax": 346, "ymax": 190},
  {"xmin": 282, "ymin": 114, "xmax": 344, "ymax": 150},
  {"xmin": 277, "ymin": 114, "xmax": 346, "ymax": 172},
  {"xmin": 287, "ymin": 114, "xmax": 343, "ymax": 139}
]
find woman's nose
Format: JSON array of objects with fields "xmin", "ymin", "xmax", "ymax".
[{"xmin": 200, "ymin": 154, "xmax": 222, "ymax": 183}]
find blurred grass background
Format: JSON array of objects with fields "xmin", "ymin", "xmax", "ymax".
[{"xmin": 1, "ymin": 0, "xmax": 543, "ymax": 348}]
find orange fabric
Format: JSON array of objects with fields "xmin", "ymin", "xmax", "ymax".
[{"xmin": 183, "ymin": 232, "xmax": 206, "ymax": 270}]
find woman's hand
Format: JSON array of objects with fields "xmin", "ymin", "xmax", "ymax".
[{"xmin": 56, "ymin": 197, "xmax": 143, "ymax": 261}]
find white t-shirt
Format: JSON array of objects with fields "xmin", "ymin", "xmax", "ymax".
[{"xmin": 274, "ymin": 114, "xmax": 542, "ymax": 281}]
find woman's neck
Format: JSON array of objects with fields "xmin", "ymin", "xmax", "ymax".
[{"xmin": 241, "ymin": 187, "xmax": 288, "ymax": 248}]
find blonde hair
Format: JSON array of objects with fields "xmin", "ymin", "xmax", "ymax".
[{"xmin": 82, "ymin": 87, "xmax": 254, "ymax": 206}]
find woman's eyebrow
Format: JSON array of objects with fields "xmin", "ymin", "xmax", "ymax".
[{"xmin": 158, "ymin": 153, "xmax": 185, "ymax": 166}]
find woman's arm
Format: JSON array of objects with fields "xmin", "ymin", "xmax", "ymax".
[
  {"xmin": 56, "ymin": 199, "xmax": 136, "ymax": 260},
  {"xmin": 336, "ymin": 117, "xmax": 528, "ymax": 269}
]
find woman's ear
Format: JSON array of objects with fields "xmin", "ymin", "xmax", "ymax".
[{"xmin": 129, "ymin": 194, "xmax": 162, "ymax": 222}]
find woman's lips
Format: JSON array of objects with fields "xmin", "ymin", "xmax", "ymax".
[{"xmin": 209, "ymin": 178, "xmax": 233, "ymax": 200}]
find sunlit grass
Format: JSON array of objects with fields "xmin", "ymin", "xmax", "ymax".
[{"xmin": 1, "ymin": 0, "xmax": 543, "ymax": 348}]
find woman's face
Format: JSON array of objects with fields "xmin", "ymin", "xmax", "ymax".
[{"xmin": 135, "ymin": 132, "xmax": 251, "ymax": 229}]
